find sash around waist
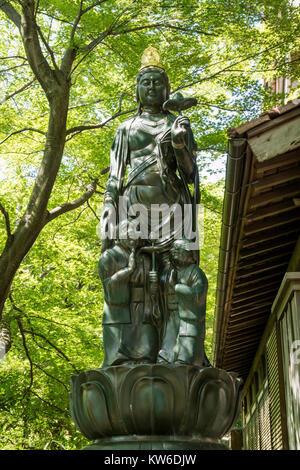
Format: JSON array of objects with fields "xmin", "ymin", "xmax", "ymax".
[{"xmin": 125, "ymin": 153, "xmax": 157, "ymax": 188}]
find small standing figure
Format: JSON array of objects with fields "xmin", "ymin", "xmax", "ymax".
[
  {"xmin": 99, "ymin": 220, "xmax": 159, "ymax": 366},
  {"xmin": 98, "ymin": 221, "xmax": 138, "ymax": 366},
  {"xmin": 169, "ymin": 239, "xmax": 208, "ymax": 367}
]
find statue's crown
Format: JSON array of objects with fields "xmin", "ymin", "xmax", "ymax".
[{"xmin": 140, "ymin": 45, "xmax": 164, "ymax": 71}]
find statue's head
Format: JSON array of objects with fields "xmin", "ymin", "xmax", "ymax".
[
  {"xmin": 136, "ymin": 46, "xmax": 170, "ymax": 113},
  {"xmin": 170, "ymin": 239, "xmax": 196, "ymax": 268},
  {"xmin": 136, "ymin": 66, "xmax": 170, "ymax": 112}
]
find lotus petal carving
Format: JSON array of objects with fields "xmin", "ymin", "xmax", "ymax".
[{"xmin": 70, "ymin": 364, "xmax": 242, "ymax": 447}]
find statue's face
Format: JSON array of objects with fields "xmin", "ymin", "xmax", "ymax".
[
  {"xmin": 170, "ymin": 244, "xmax": 194, "ymax": 268},
  {"xmin": 138, "ymin": 71, "xmax": 167, "ymax": 108}
]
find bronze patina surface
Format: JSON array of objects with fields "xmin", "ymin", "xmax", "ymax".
[{"xmin": 70, "ymin": 47, "xmax": 242, "ymax": 450}]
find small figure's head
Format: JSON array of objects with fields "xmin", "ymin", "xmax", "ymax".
[
  {"xmin": 117, "ymin": 219, "xmax": 141, "ymax": 249},
  {"xmin": 170, "ymin": 239, "xmax": 196, "ymax": 269},
  {"xmin": 136, "ymin": 66, "xmax": 170, "ymax": 113}
]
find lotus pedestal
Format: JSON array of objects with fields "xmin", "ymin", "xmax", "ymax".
[{"xmin": 70, "ymin": 364, "xmax": 242, "ymax": 450}]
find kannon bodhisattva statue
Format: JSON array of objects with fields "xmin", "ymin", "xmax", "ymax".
[
  {"xmin": 70, "ymin": 47, "xmax": 242, "ymax": 451},
  {"xmin": 101, "ymin": 46, "xmax": 200, "ymax": 256},
  {"xmin": 99, "ymin": 46, "xmax": 206, "ymax": 366}
]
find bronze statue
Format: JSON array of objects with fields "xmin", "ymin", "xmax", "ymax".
[
  {"xmin": 101, "ymin": 46, "xmax": 200, "ymax": 255},
  {"xmin": 99, "ymin": 46, "xmax": 203, "ymax": 365},
  {"xmin": 70, "ymin": 47, "xmax": 243, "ymax": 450}
]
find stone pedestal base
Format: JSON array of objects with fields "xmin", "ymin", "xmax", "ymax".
[{"xmin": 70, "ymin": 364, "xmax": 242, "ymax": 451}]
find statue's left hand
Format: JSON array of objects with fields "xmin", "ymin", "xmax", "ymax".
[{"xmin": 171, "ymin": 116, "xmax": 190, "ymax": 147}]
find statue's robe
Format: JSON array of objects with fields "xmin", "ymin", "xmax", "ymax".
[
  {"xmin": 174, "ymin": 264, "xmax": 208, "ymax": 367},
  {"xmin": 98, "ymin": 246, "xmax": 158, "ymax": 365},
  {"xmin": 103, "ymin": 112, "xmax": 200, "ymax": 255}
]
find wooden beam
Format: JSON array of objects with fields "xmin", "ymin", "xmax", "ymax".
[
  {"xmin": 247, "ymin": 107, "xmax": 300, "ymax": 139},
  {"xmin": 234, "ymin": 272, "xmax": 283, "ymax": 289},
  {"xmin": 255, "ymin": 148, "xmax": 300, "ymax": 177},
  {"xmin": 231, "ymin": 287, "xmax": 278, "ymax": 306},
  {"xmin": 241, "ymin": 222, "xmax": 300, "ymax": 248},
  {"xmin": 238, "ymin": 249, "xmax": 294, "ymax": 270},
  {"xmin": 227, "ymin": 315, "xmax": 268, "ymax": 332},
  {"xmin": 226, "ymin": 337, "xmax": 264, "ymax": 350},
  {"xmin": 235, "ymin": 259, "xmax": 288, "ymax": 279},
  {"xmin": 224, "ymin": 341, "xmax": 261, "ymax": 354},
  {"xmin": 223, "ymin": 356, "xmax": 254, "ymax": 368},
  {"xmin": 225, "ymin": 336, "xmax": 263, "ymax": 348},
  {"xmin": 232, "ymin": 278, "xmax": 281, "ymax": 297},
  {"xmin": 248, "ymin": 113, "xmax": 300, "ymax": 161},
  {"xmin": 239, "ymin": 236, "xmax": 296, "ymax": 259},
  {"xmin": 251, "ymin": 167, "xmax": 300, "ymax": 196},
  {"xmin": 227, "ymin": 328, "xmax": 265, "ymax": 342},
  {"xmin": 230, "ymin": 295, "xmax": 274, "ymax": 313},
  {"xmin": 244, "ymin": 209, "xmax": 300, "ymax": 236},
  {"xmin": 245, "ymin": 200, "xmax": 299, "ymax": 223},
  {"xmin": 223, "ymin": 356, "xmax": 254, "ymax": 367},
  {"xmin": 230, "ymin": 305, "xmax": 272, "ymax": 321},
  {"xmin": 248, "ymin": 181, "xmax": 300, "ymax": 209},
  {"xmin": 223, "ymin": 349, "xmax": 257, "ymax": 360},
  {"xmin": 223, "ymin": 358, "xmax": 253, "ymax": 369}
]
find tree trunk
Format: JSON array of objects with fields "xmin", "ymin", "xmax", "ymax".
[{"xmin": 0, "ymin": 85, "xmax": 70, "ymax": 317}]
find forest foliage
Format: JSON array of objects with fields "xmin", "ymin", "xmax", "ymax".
[{"xmin": 0, "ymin": 0, "xmax": 299, "ymax": 450}]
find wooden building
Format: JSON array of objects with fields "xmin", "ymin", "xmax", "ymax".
[{"xmin": 213, "ymin": 99, "xmax": 300, "ymax": 450}]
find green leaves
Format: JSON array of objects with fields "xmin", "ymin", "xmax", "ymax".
[{"xmin": 0, "ymin": 0, "xmax": 299, "ymax": 449}]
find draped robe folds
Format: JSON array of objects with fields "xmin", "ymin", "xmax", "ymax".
[
  {"xmin": 103, "ymin": 111, "xmax": 200, "ymax": 254},
  {"xmin": 99, "ymin": 111, "xmax": 201, "ymax": 365}
]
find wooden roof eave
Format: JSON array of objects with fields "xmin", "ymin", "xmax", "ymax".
[
  {"xmin": 213, "ymin": 137, "xmax": 248, "ymax": 365},
  {"xmin": 213, "ymin": 102, "xmax": 300, "ymax": 376}
]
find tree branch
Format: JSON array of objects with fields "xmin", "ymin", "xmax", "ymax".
[
  {"xmin": 19, "ymin": 1, "xmax": 57, "ymax": 97},
  {"xmin": 110, "ymin": 22, "xmax": 213, "ymax": 37},
  {"xmin": 0, "ymin": 127, "xmax": 46, "ymax": 145},
  {"xmin": 35, "ymin": 20, "xmax": 59, "ymax": 72},
  {"xmin": 70, "ymin": 0, "xmax": 110, "ymax": 42},
  {"xmin": 16, "ymin": 318, "xmax": 34, "ymax": 397},
  {"xmin": 70, "ymin": 0, "xmax": 84, "ymax": 42},
  {"xmin": 81, "ymin": 0, "xmax": 110, "ymax": 15},
  {"xmin": 46, "ymin": 179, "xmax": 98, "ymax": 222},
  {"xmin": 87, "ymin": 199, "xmax": 100, "ymax": 221},
  {"xmin": 0, "ymin": 1, "xmax": 21, "ymax": 28},
  {"xmin": 0, "ymin": 77, "xmax": 36, "ymax": 105},
  {"xmin": 172, "ymin": 45, "xmax": 281, "ymax": 93},
  {"xmin": 66, "ymin": 107, "xmax": 136, "ymax": 138},
  {"xmin": 0, "ymin": 55, "xmax": 28, "ymax": 61},
  {"xmin": 0, "ymin": 201, "xmax": 11, "ymax": 238},
  {"xmin": 31, "ymin": 390, "xmax": 67, "ymax": 413},
  {"xmin": 32, "ymin": 361, "xmax": 69, "ymax": 391},
  {"xmin": 21, "ymin": 327, "xmax": 79, "ymax": 373},
  {"xmin": 0, "ymin": 60, "xmax": 28, "ymax": 73}
]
